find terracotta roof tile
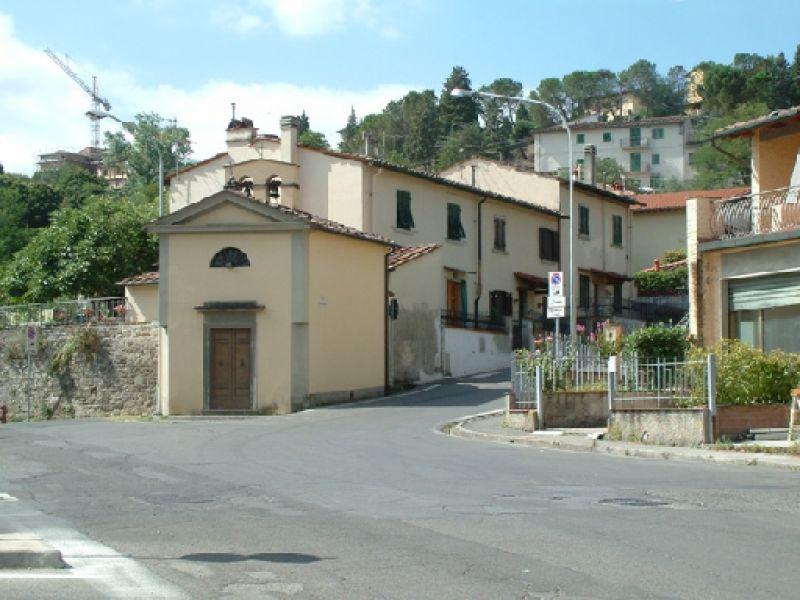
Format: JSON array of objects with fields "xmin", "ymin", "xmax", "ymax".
[
  {"xmin": 713, "ymin": 105, "xmax": 800, "ymax": 139},
  {"xmin": 640, "ymin": 259, "xmax": 687, "ymax": 273},
  {"xmin": 388, "ymin": 244, "xmax": 440, "ymax": 270},
  {"xmin": 535, "ymin": 114, "xmax": 689, "ymax": 134},
  {"xmin": 117, "ymin": 271, "xmax": 160, "ymax": 286},
  {"xmin": 632, "ymin": 187, "xmax": 749, "ymax": 212}
]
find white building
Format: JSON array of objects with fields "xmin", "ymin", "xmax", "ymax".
[{"xmin": 530, "ymin": 115, "xmax": 698, "ymax": 190}]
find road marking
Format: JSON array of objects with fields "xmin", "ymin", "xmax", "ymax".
[{"xmin": 0, "ymin": 493, "xmax": 18, "ymax": 502}]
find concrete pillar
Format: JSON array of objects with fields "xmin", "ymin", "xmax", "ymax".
[
  {"xmin": 582, "ymin": 145, "xmax": 597, "ymax": 186},
  {"xmin": 280, "ymin": 116, "xmax": 299, "ymax": 164},
  {"xmin": 686, "ymin": 196, "xmax": 714, "ymax": 341}
]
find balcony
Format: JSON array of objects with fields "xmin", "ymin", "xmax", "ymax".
[
  {"xmin": 620, "ymin": 137, "xmax": 650, "ymax": 150},
  {"xmin": 441, "ymin": 310, "xmax": 508, "ymax": 333},
  {"xmin": 709, "ymin": 186, "xmax": 800, "ymax": 240}
]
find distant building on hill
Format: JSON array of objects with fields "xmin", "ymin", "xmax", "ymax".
[{"xmin": 37, "ymin": 146, "xmax": 127, "ymax": 189}]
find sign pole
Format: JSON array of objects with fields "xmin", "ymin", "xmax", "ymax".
[
  {"xmin": 554, "ymin": 317, "xmax": 560, "ymax": 359},
  {"xmin": 25, "ymin": 325, "xmax": 37, "ymax": 422}
]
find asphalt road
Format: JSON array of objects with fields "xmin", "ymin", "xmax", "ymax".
[{"xmin": 1, "ymin": 371, "xmax": 799, "ymax": 599}]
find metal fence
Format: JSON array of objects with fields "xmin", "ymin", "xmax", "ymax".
[
  {"xmin": 710, "ymin": 185, "xmax": 800, "ymax": 240},
  {"xmin": 0, "ymin": 297, "xmax": 130, "ymax": 329},
  {"xmin": 614, "ymin": 356, "xmax": 710, "ymax": 409},
  {"xmin": 440, "ymin": 310, "xmax": 507, "ymax": 333}
]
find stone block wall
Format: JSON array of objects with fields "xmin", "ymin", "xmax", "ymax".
[{"xmin": 0, "ymin": 323, "xmax": 158, "ymax": 420}]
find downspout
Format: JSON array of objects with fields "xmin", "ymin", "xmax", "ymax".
[
  {"xmin": 384, "ymin": 249, "xmax": 391, "ymax": 395},
  {"xmin": 475, "ymin": 196, "xmax": 487, "ymax": 324}
]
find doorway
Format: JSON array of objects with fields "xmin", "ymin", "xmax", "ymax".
[{"xmin": 209, "ymin": 328, "xmax": 252, "ymax": 410}]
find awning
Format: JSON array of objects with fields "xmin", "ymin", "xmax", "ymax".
[{"xmin": 514, "ymin": 272, "xmax": 548, "ymax": 290}]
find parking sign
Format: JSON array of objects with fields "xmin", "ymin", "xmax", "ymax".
[{"xmin": 548, "ymin": 271, "xmax": 563, "ymax": 298}]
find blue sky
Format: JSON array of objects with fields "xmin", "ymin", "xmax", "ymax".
[{"xmin": 1, "ymin": 0, "xmax": 799, "ymax": 173}]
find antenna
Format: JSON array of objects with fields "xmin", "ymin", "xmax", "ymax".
[
  {"xmin": 45, "ymin": 48, "xmax": 113, "ymax": 148},
  {"xmin": 231, "ymin": 102, "xmax": 236, "ymax": 121}
]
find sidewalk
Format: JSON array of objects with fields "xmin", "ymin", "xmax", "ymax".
[{"xmin": 444, "ymin": 410, "xmax": 800, "ymax": 471}]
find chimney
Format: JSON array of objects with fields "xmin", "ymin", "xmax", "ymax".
[
  {"xmin": 225, "ymin": 115, "xmax": 257, "ymax": 155},
  {"xmin": 280, "ymin": 115, "xmax": 299, "ymax": 164},
  {"xmin": 582, "ymin": 144, "xmax": 597, "ymax": 186}
]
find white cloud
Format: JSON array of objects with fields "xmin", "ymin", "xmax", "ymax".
[
  {"xmin": 0, "ymin": 12, "xmax": 415, "ymax": 175},
  {"xmin": 209, "ymin": 0, "xmax": 401, "ymax": 38}
]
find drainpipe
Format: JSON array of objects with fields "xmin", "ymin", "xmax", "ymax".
[
  {"xmin": 474, "ymin": 195, "xmax": 487, "ymax": 325},
  {"xmin": 384, "ymin": 249, "xmax": 391, "ymax": 395}
]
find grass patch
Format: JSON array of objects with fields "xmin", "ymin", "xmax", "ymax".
[{"xmin": 712, "ymin": 441, "xmax": 800, "ymax": 455}]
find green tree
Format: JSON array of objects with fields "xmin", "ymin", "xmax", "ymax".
[
  {"xmin": 103, "ymin": 113, "xmax": 191, "ymax": 187},
  {"xmin": 596, "ymin": 157, "xmax": 624, "ymax": 185},
  {"xmin": 434, "ymin": 123, "xmax": 484, "ymax": 171},
  {"xmin": 298, "ymin": 129, "xmax": 329, "ymax": 149},
  {"xmin": 438, "ymin": 66, "xmax": 480, "ymax": 135},
  {"xmin": 338, "ymin": 107, "xmax": 361, "ymax": 153},
  {"xmin": 32, "ymin": 164, "xmax": 107, "ymax": 207},
  {"xmin": 0, "ymin": 196, "xmax": 158, "ymax": 303},
  {"xmin": 479, "ymin": 78, "xmax": 523, "ymax": 159}
]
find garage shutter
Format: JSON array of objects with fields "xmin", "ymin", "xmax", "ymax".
[{"xmin": 728, "ymin": 273, "xmax": 800, "ymax": 310}]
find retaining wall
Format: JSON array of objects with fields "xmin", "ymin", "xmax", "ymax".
[
  {"xmin": 609, "ymin": 408, "xmax": 708, "ymax": 446},
  {"xmin": 714, "ymin": 404, "xmax": 790, "ymax": 440},
  {"xmin": 0, "ymin": 323, "xmax": 158, "ymax": 420}
]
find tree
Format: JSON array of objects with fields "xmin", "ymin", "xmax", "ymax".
[
  {"xmin": 103, "ymin": 113, "xmax": 191, "ymax": 187},
  {"xmin": 690, "ymin": 102, "xmax": 768, "ymax": 189},
  {"xmin": 298, "ymin": 129, "xmax": 329, "ymax": 149},
  {"xmin": 0, "ymin": 196, "xmax": 158, "ymax": 303},
  {"xmin": 32, "ymin": 164, "xmax": 107, "ymax": 208},
  {"xmin": 434, "ymin": 123, "xmax": 484, "ymax": 171},
  {"xmin": 479, "ymin": 78, "xmax": 523, "ymax": 159},
  {"xmin": 438, "ymin": 66, "xmax": 480, "ymax": 135},
  {"xmin": 596, "ymin": 158, "xmax": 624, "ymax": 185},
  {"xmin": 338, "ymin": 107, "xmax": 361, "ymax": 153}
]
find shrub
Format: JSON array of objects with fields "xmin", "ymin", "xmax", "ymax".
[
  {"xmin": 624, "ymin": 324, "xmax": 689, "ymax": 359},
  {"xmin": 633, "ymin": 266, "xmax": 688, "ymax": 296},
  {"xmin": 690, "ymin": 339, "xmax": 800, "ymax": 405},
  {"xmin": 661, "ymin": 249, "xmax": 686, "ymax": 263}
]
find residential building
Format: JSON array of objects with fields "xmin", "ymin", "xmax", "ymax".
[
  {"xmin": 439, "ymin": 155, "xmax": 641, "ymax": 329},
  {"xmin": 687, "ymin": 106, "xmax": 800, "ymax": 353},
  {"xmin": 529, "ymin": 115, "xmax": 698, "ymax": 190},
  {"xmin": 38, "ymin": 146, "xmax": 128, "ymax": 189},
  {"xmin": 631, "ymin": 187, "xmax": 749, "ymax": 272}
]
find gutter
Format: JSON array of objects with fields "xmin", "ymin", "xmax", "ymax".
[
  {"xmin": 475, "ymin": 195, "xmax": 487, "ymax": 323},
  {"xmin": 384, "ymin": 249, "xmax": 390, "ymax": 395}
]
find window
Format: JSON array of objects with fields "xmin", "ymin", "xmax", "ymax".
[
  {"xmin": 578, "ymin": 205, "xmax": 590, "ymax": 237},
  {"xmin": 576, "ymin": 158, "xmax": 584, "ymax": 166},
  {"xmin": 602, "ymin": 132, "xmax": 611, "ymax": 142},
  {"xmin": 630, "ymin": 152, "xmax": 642, "ymax": 172},
  {"xmin": 652, "ymin": 153, "xmax": 660, "ymax": 165},
  {"xmin": 613, "ymin": 283, "xmax": 623, "ymax": 314},
  {"xmin": 493, "ymin": 216, "xmax": 506, "ymax": 251},
  {"xmin": 396, "ymin": 190, "xmax": 414, "ymax": 229},
  {"xmin": 652, "ymin": 127, "xmax": 665, "ymax": 139},
  {"xmin": 447, "ymin": 203, "xmax": 466, "ymax": 240},
  {"xmin": 539, "ymin": 228, "xmax": 559, "ymax": 261},
  {"xmin": 579, "ymin": 275, "xmax": 591, "ymax": 308},
  {"xmin": 210, "ymin": 247, "xmax": 250, "ymax": 268},
  {"xmin": 576, "ymin": 133, "xmax": 585, "ymax": 144},
  {"xmin": 688, "ymin": 152, "xmax": 696, "ymax": 166},
  {"xmin": 651, "ymin": 175, "xmax": 664, "ymax": 189},
  {"xmin": 489, "ymin": 290, "xmax": 513, "ymax": 322},
  {"xmin": 612, "ymin": 214, "xmax": 623, "ymax": 247}
]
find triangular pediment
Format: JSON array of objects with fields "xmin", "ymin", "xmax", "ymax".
[{"xmin": 148, "ymin": 190, "xmax": 306, "ymax": 231}]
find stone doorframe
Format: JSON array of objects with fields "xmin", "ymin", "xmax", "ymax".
[{"xmin": 200, "ymin": 309, "xmax": 260, "ymax": 412}]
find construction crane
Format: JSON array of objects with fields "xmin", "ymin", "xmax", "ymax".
[{"xmin": 44, "ymin": 48, "xmax": 113, "ymax": 149}]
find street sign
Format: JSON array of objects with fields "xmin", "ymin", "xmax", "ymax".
[
  {"xmin": 548, "ymin": 296, "xmax": 566, "ymax": 308},
  {"xmin": 26, "ymin": 325, "xmax": 37, "ymax": 352},
  {"xmin": 548, "ymin": 271, "xmax": 563, "ymax": 298},
  {"xmin": 547, "ymin": 303, "xmax": 565, "ymax": 319}
]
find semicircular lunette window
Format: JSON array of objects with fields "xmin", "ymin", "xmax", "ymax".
[{"xmin": 210, "ymin": 247, "xmax": 251, "ymax": 268}]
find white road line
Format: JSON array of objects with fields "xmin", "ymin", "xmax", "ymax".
[{"xmin": 0, "ymin": 493, "xmax": 19, "ymax": 502}]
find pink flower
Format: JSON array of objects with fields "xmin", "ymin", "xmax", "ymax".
[
  {"xmin": 545, "ymin": 334, "xmax": 553, "ymax": 342},
  {"xmin": 576, "ymin": 324, "xmax": 586, "ymax": 334},
  {"xmin": 589, "ymin": 332, "xmax": 596, "ymax": 342}
]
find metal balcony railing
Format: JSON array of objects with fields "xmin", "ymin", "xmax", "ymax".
[
  {"xmin": 709, "ymin": 185, "xmax": 800, "ymax": 240},
  {"xmin": 620, "ymin": 137, "xmax": 650, "ymax": 150},
  {"xmin": 441, "ymin": 310, "xmax": 508, "ymax": 333}
]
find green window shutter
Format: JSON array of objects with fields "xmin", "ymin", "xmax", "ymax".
[
  {"xmin": 396, "ymin": 190, "xmax": 414, "ymax": 229},
  {"xmin": 579, "ymin": 205, "xmax": 590, "ymax": 236},
  {"xmin": 652, "ymin": 153, "xmax": 660, "ymax": 165},
  {"xmin": 576, "ymin": 133, "xmax": 585, "ymax": 144},
  {"xmin": 653, "ymin": 128, "xmax": 664, "ymax": 139},
  {"xmin": 630, "ymin": 152, "xmax": 641, "ymax": 172},
  {"xmin": 447, "ymin": 203, "xmax": 465, "ymax": 240},
  {"xmin": 728, "ymin": 273, "xmax": 800, "ymax": 310},
  {"xmin": 612, "ymin": 215, "xmax": 623, "ymax": 246},
  {"xmin": 602, "ymin": 132, "xmax": 611, "ymax": 142}
]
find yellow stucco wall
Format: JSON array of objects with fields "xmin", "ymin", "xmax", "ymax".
[
  {"xmin": 307, "ymin": 231, "xmax": 386, "ymax": 395},
  {"xmin": 163, "ymin": 231, "xmax": 293, "ymax": 415},
  {"xmin": 752, "ymin": 129, "xmax": 800, "ymax": 194},
  {"xmin": 125, "ymin": 285, "xmax": 159, "ymax": 324},
  {"xmin": 631, "ymin": 209, "xmax": 686, "ymax": 272},
  {"xmin": 299, "ymin": 150, "xmax": 365, "ymax": 228},
  {"xmin": 169, "ymin": 156, "xmax": 230, "ymax": 212}
]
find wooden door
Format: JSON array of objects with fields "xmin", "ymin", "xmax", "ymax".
[
  {"xmin": 446, "ymin": 280, "xmax": 461, "ymax": 315},
  {"xmin": 210, "ymin": 328, "xmax": 251, "ymax": 410}
]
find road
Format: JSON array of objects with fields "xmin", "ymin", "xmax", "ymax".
[{"xmin": 1, "ymin": 371, "xmax": 799, "ymax": 599}]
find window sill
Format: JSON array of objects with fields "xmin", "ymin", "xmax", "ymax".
[
  {"xmin": 491, "ymin": 247, "xmax": 508, "ymax": 255},
  {"xmin": 611, "ymin": 243, "xmax": 623, "ymax": 248},
  {"xmin": 446, "ymin": 238, "xmax": 467, "ymax": 245},
  {"xmin": 393, "ymin": 227, "xmax": 416, "ymax": 234},
  {"xmin": 540, "ymin": 257, "xmax": 559, "ymax": 264},
  {"xmin": 578, "ymin": 234, "xmax": 591, "ymax": 240}
]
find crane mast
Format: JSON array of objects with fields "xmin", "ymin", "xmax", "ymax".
[{"xmin": 44, "ymin": 48, "xmax": 113, "ymax": 148}]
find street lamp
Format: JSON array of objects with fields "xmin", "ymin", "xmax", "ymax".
[
  {"xmin": 450, "ymin": 89, "xmax": 576, "ymax": 341},
  {"xmin": 87, "ymin": 109, "xmax": 174, "ymax": 218}
]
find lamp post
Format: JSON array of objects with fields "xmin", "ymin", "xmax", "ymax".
[
  {"xmin": 450, "ymin": 89, "xmax": 576, "ymax": 340},
  {"xmin": 87, "ymin": 110, "xmax": 175, "ymax": 217}
]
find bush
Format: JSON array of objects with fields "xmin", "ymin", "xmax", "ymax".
[
  {"xmin": 691, "ymin": 340, "xmax": 800, "ymax": 405},
  {"xmin": 633, "ymin": 266, "xmax": 688, "ymax": 295},
  {"xmin": 624, "ymin": 324, "xmax": 689, "ymax": 359},
  {"xmin": 661, "ymin": 249, "xmax": 686, "ymax": 263}
]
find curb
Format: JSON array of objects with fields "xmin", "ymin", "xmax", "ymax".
[
  {"xmin": 0, "ymin": 533, "xmax": 67, "ymax": 570},
  {"xmin": 442, "ymin": 411, "xmax": 800, "ymax": 472}
]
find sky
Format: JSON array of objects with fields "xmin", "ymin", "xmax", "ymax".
[{"xmin": 1, "ymin": 0, "xmax": 799, "ymax": 175}]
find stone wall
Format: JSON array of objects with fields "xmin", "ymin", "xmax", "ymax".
[
  {"xmin": 0, "ymin": 323, "xmax": 158, "ymax": 420},
  {"xmin": 609, "ymin": 409, "xmax": 708, "ymax": 446},
  {"xmin": 541, "ymin": 391, "xmax": 609, "ymax": 428}
]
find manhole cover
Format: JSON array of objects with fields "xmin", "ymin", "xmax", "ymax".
[{"xmin": 598, "ymin": 497, "xmax": 671, "ymax": 508}]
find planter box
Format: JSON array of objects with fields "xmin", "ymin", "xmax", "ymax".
[
  {"xmin": 609, "ymin": 408, "xmax": 708, "ymax": 446},
  {"xmin": 714, "ymin": 404, "xmax": 790, "ymax": 441},
  {"xmin": 509, "ymin": 391, "xmax": 609, "ymax": 429}
]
